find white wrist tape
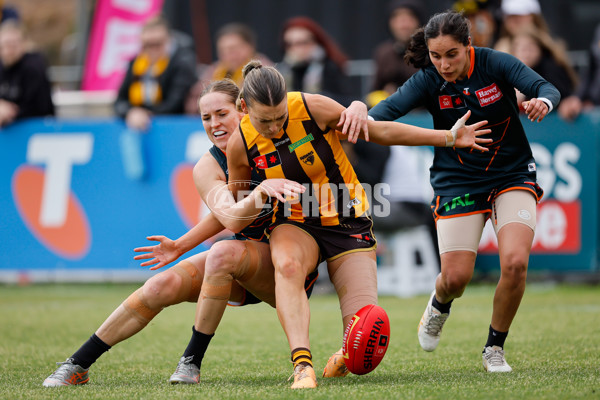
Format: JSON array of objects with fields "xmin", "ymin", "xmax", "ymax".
[{"xmin": 447, "ymin": 115, "xmax": 464, "ymax": 147}]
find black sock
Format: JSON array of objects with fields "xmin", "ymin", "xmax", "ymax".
[
  {"xmin": 485, "ymin": 325, "xmax": 508, "ymax": 349},
  {"xmin": 431, "ymin": 295, "xmax": 453, "ymax": 314},
  {"xmin": 70, "ymin": 333, "xmax": 111, "ymax": 369},
  {"xmin": 182, "ymin": 326, "xmax": 214, "ymax": 368}
]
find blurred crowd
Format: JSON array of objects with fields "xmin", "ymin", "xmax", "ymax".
[
  {"xmin": 1, "ymin": 0, "xmax": 599, "ymax": 128},
  {"xmin": 1, "ymin": 0, "xmax": 599, "ymax": 233}
]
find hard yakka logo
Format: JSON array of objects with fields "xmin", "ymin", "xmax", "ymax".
[{"xmin": 300, "ymin": 151, "xmax": 315, "ymax": 165}]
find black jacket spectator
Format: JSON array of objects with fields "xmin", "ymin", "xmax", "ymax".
[
  {"xmin": 114, "ymin": 45, "xmax": 197, "ymax": 118},
  {"xmin": 0, "ymin": 51, "xmax": 54, "ymax": 118}
]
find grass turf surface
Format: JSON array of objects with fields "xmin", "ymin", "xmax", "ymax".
[{"xmin": 1, "ymin": 283, "xmax": 598, "ymax": 399}]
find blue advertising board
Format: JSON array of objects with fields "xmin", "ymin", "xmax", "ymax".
[
  {"xmin": 1, "ymin": 113, "xmax": 598, "ymax": 283},
  {"xmin": 0, "ymin": 116, "xmax": 213, "ymax": 282}
]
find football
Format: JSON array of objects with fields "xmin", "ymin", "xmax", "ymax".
[{"xmin": 342, "ymin": 304, "xmax": 390, "ymax": 375}]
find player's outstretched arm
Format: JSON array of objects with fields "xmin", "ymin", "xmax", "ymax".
[
  {"xmin": 367, "ymin": 110, "xmax": 492, "ymax": 150},
  {"xmin": 134, "ymin": 213, "xmax": 225, "ymax": 270}
]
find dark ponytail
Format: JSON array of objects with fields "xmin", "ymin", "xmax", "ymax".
[
  {"xmin": 405, "ymin": 10, "xmax": 471, "ymax": 69},
  {"xmin": 405, "ymin": 28, "xmax": 430, "ymax": 68}
]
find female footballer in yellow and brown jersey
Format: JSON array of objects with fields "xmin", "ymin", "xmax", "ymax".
[{"xmin": 238, "ymin": 91, "xmax": 376, "ymax": 260}]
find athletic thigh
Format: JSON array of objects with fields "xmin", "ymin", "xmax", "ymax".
[
  {"xmin": 492, "ymin": 189, "xmax": 537, "ymax": 235},
  {"xmin": 141, "ymin": 251, "xmax": 208, "ymax": 305},
  {"xmin": 436, "ymin": 213, "xmax": 486, "ymax": 254},
  {"xmin": 269, "ymin": 224, "xmax": 320, "ymax": 276}
]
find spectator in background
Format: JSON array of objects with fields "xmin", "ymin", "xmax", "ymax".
[
  {"xmin": 200, "ymin": 23, "xmax": 271, "ymax": 87},
  {"xmin": 368, "ymin": 0, "xmax": 424, "ymax": 108},
  {"xmin": 494, "ymin": 0, "xmax": 551, "ymax": 54},
  {"xmin": 0, "ymin": 1, "xmax": 19, "ymax": 23},
  {"xmin": 0, "ymin": 20, "xmax": 54, "ymax": 127},
  {"xmin": 115, "ymin": 15, "xmax": 197, "ymax": 131},
  {"xmin": 114, "ymin": 15, "xmax": 197, "ymax": 180},
  {"xmin": 559, "ymin": 23, "xmax": 600, "ymax": 121},
  {"xmin": 453, "ymin": 0, "xmax": 498, "ymax": 48},
  {"xmin": 276, "ymin": 16, "xmax": 353, "ymax": 106},
  {"xmin": 186, "ymin": 23, "xmax": 271, "ymax": 114},
  {"xmin": 511, "ymin": 28, "xmax": 577, "ymax": 105}
]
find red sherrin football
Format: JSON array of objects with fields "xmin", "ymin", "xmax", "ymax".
[{"xmin": 342, "ymin": 304, "xmax": 390, "ymax": 375}]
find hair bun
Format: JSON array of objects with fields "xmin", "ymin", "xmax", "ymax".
[{"xmin": 242, "ymin": 60, "xmax": 263, "ymax": 78}]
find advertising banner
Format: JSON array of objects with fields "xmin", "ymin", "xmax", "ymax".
[
  {"xmin": 1, "ymin": 113, "xmax": 598, "ymax": 283},
  {"xmin": 81, "ymin": 0, "xmax": 164, "ymax": 91}
]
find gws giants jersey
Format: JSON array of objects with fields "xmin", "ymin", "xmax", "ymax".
[{"xmin": 370, "ymin": 46, "xmax": 560, "ymax": 195}]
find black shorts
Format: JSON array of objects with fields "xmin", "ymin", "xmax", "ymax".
[
  {"xmin": 267, "ymin": 216, "xmax": 377, "ymax": 261},
  {"xmin": 235, "ymin": 269, "xmax": 319, "ymax": 306},
  {"xmin": 432, "ymin": 180, "xmax": 544, "ymax": 220}
]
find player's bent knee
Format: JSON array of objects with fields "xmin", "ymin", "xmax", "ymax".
[
  {"xmin": 501, "ymin": 259, "xmax": 528, "ymax": 282},
  {"xmin": 442, "ymin": 274, "xmax": 470, "ymax": 297},
  {"xmin": 122, "ymin": 288, "xmax": 162, "ymax": 324},
  {"xmin": 274, "ymin": 256, "xmax": 304, "ymax": 280},
  {"xmin": 142, "ymin": 271, "xmax": 182, "ymax": 307},
  {"xmin": 205, "ymin": 241, "xmax": 239, "ymax": 274}
]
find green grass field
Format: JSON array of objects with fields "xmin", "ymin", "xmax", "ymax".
[{"xmin": 1, "ymin": 283, "xmax": 598, "ymax": 399}]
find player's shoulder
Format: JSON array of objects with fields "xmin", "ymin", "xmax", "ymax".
[
  {"xmin": 475, "ymin": 46, "xmax": 518, "ymax": 67},
  {"xmin": 408, "ymin": 66, "xmax": 443, "ymax": 92}
]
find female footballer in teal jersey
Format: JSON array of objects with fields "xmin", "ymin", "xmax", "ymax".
[
  {"xmin": 340, "ymin": 10, "xmax": 560, "ymax": 373},
  {"xmin": 42, "ymin": 79, "xmax": 324, "ymax": 387}
]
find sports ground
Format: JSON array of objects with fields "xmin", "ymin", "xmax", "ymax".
[{"xmin": 1, "ymin": 282, "xmax": 598, "ymax": 399}]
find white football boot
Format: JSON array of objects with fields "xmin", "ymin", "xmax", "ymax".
[
  {"xmin": 482, "ymin": 346, "xmax": 513, "ymax": 372},
  {"xmin": 418, "ymin": 290, "xmax": 449, "ymax": 352},
  {"xmin": 169, "ymin": 356, "xmax": 200, "ymax": 384}
]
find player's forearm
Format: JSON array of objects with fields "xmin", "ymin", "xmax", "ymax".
[
  {"xmin": 212, "ymin": 188, "xmax": 268, "ymax": 233},
  {"xmin": 368, "ymin": 120, "xmax": 447, "ymax": 147},
  {"xmin": 174, "ymin": 214, "xmax": 225, "ymax": 253}
]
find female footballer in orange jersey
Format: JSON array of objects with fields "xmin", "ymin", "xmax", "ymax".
[{"xmin": 218, "ymin": 60, "xmax": 491, "ymax": 389}]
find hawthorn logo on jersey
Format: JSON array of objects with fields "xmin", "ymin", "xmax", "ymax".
[
  {"xmin": 439, "ymin": 94, "xmax": 466, "ymax": 109},
  {"xmin": 476, "ymin": 83, "xmax": 503, "ymax": 107},
  {"xmin": 253, "ymin": 150, "xmax": 282, "ymax": 169},
  {"xmin": 288, "ymin": 133, "xmax": 314, "ymax": 153},
  {"xmin": 300, "ymin": 151, "xmax": 315, "ymax": 165}
]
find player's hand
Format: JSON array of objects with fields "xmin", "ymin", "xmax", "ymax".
[
  {"xmin": 338, "ymin": 101, "xmax": 369, "ymax": 143},
  {"xmin": 134, "ymin": 235, "xmax": 181, "ymax": 270},
  {"xmin": 257, "ymin": 179, "xmax": 305, "ymax": 203},
  {"xmin": 523, "ymin": 98, "xmax": 549, "ymax": 122},
  {"xmin": 452, "ymin": 110, "xmax": 492, "ymax": 151}
]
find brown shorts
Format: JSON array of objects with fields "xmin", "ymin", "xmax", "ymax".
[{"xmin": 267, "ymin": 216, "xmax": 377, "ymax": 261}]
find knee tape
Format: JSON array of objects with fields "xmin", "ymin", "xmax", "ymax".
[
  {"xmin": 330, "ymin": 263, "xmax": 378, "ymax": 320},
  {"xmin": 200, "ymin": 274, "xmax": 233, "ymax": 301},
  {"xmin": 232, "ymin": 242, "xmax": 260, "ymax": 283},
  {"xmin": 171, "ymin": 260, "xmax": 203, "ymax": 302},
  {"xmin": 122, "ymin": 288, "xmax": 160, "ymax": 324}
]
